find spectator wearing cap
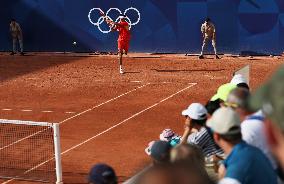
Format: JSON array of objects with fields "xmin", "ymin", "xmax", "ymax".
[
  {"xmin": 226, "ymin": 88, "xmax": 278, "ymax": 171},
  {"xmin": 250, "ymin": 66, "xmax": 284, "ymax": 178},
  {"xmin": 159, "ymin": 129, "xmax": 181, "ymax": 147},
  {"xmin": 88, "ymin": 163, "xmax": 117, "ymax": 184},
  {"xmin": 211, "ymin": 83, "xmax": 237, "ymax": 105},
  {"xmin": 180, "ymin": 103, "xmax": 224, "ymax": 158},
  {"xmin": 207, "ymin": 107, "xmax": 277, "ymax": 184},
  {"xmin": 145, "ymin": 141, "xmax": 172, "ymax": 165},
  {"xmin": 230, "ymin": 74, "xmax": 249, "ymax": 90}
]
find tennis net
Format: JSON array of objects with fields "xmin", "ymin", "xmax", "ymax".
[{"xmin": 0, "ymin": 119, "xmax": 62, "ymax": 183}]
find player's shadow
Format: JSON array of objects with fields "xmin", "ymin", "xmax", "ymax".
[{"xmin": 152, "ymin": 69, "xmax": 224, "ymax": 73}]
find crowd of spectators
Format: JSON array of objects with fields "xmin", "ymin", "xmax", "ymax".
[{"xmin": 87, "ymin": 66, "xmax": 284, "ymax": 184}]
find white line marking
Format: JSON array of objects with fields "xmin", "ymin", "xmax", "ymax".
[
  {"xmin": 130, "ymin": 81, "xmax": 142, "ymax": 83},
  {"xmin": 58, "ymin": 83, "xmax": 150, "ymax": 125},
  {"xmin": 42, "ymin": 110, "xmax": 53, "ymax": 113},
  {"xmin": 60, "ymin": 83, "xmax": 196, "ymax": 154},
  {"xmin": 2, "ymin": 109, "xmax": 12, "ymax": 111},
  {"xmin": 65, "ymin": 112, "xmax": 76, "ymax": 114},
  {"xmin": 1, "ymin": 83, "xmax": 197, "ymax": 184},
  {"xmin": 0, "ymin": 84, "xmax": 150, "ymax": 152},
  {"xmin": 21, "ymin": 109, "xmax": 32, "ymax": 112}
]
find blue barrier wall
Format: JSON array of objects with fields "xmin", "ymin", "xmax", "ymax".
[{"xmin": 1, "ymin": 0, "xmax": 284, "ymax": 54}]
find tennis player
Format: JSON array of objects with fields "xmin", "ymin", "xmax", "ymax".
[
  {"xmin": 104, "ymin": 14, "xmax": 131, "ymax": 74},
  {"xmin": 199, "ymin": 18, "xmax": 219, "ymax": 59}
]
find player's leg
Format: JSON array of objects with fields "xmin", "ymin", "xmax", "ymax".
[
  {"xmin": 117, "ymin": 41, "xmax": 124, "ymax": 74},
  {"xmin": 212, "ymin": 39, "xmax": 219, "ymax": 59},
  {"xmin": 199, "ymin": 37, "xmax": 208, "ymax": 59},
  {"xmin": 118, "ymin": 51, "xmax": 124, "ymax": 74},
  {"xmin": 19, "ymin": 36, "xmax": 24, "ymax": 55},
  {"xmin": 11, "ymin": 37, "xmax": 16, "ymax": 55}
]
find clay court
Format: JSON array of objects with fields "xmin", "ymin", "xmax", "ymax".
[{"xmin": 0, "ymin": 53, "xmax": 282, "ymax": 184}]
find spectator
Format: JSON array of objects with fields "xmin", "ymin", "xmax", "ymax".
[
  {"xmin": 159, "ymin": 129, "xmax": 181, "ymax": 147},
  {"xmin": 207, "ymin": 107, "xmax": 277, "ymax": 184},
  {"xmin": 226, "ymin": 88, "xmax": 277, "ymax": 170},
  {"xmin": 211, "ymin": 83, "xmax": 237, "ymax": 106},
  {"xmin": 145, "ymin": 141, "xmax": 171, "ymax": 165},
  {"xmin": 249, "ymin": 66, "xmax": 284, "ymax": 178},
  {"xmin": 180, "ymin": 103, "xmax": 224, "ymax": 157},
  {"xmin": 170, "ymin": 144, "xmax": 205, "ymax": 167},
  {"xmin": 205, "ymin": 100, "xmax": 221, "ymax": 116},
  {"xmin": 136, "ymin": 163, "xmax": 214, "ymax": 184},
  {"xmin": 170, "ymin": 144, "xmax": 216, "ymax": 184},
  {"xmin": 230, "ymin": 74, "xmax": 249, "ymax": 90},
  {"xmin": 10, "ymin": 19, "xmax": 24, "ymax": 55},
  {"xmin": 88, "ymin": 163, "xmax": 117, "ymax": 184}
]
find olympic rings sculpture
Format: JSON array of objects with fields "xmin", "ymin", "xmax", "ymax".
[{"xmin": 88, "ymin": 7, "xmax": 141, "ymax": 34}]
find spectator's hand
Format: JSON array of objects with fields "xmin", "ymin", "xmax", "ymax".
[
  {"xmin": 180, "ymin": 117, "xmax": 192, "ymax": 144},
  {"xmin": 218, "ymin": 164, "xmax": 226, "ymax": 179}
]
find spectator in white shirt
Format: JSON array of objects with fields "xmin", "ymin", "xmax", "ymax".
[{"xmin": 226, "ymin": 88, "xmax": 277, "ymax": 170}]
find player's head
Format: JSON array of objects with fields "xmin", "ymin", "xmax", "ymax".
[
  {"xmin": 205, "ymin": 18, "xmax": 211, "ymax": 23},
  {"xmin": 11, "ymin": 19, "xmax": 16, "ymax": 23},
  {"xmin": 119, "ymin": 14, "xmax": 126, "ymax": 21}
]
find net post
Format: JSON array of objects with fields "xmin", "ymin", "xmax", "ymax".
[{"xmin": 53, "ymin": 123, "xmax": 63, "ymax": 184}]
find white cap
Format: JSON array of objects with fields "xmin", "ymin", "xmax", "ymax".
[
  {"xmin": 182, "ymin": 103, "xmax": 207, "ymax": 120},
  {"xmin": 206, "ymin": 107, "xmax": 241, "ymax": 135},
  {"xmin": 230, "ymin": 74, "xmax": 247, "ymax": 85}
]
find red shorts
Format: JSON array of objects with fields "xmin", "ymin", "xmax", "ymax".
[{"xmin": 118, "ymin": 40, "xmax": 130, "ymax": 53}]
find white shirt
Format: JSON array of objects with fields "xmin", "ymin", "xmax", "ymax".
[
  {"xmin": 241, "ymin": 111, "xmax": 277, "ymax": 169},
  {"xmin": 219, "ymin": 178, "xmax": 241, "ymax": 184},
  {"xmin": 201, "ymin": 22, "xmax": 215, "ymax": 38}
]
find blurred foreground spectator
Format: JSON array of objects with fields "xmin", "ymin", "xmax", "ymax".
[
  {"xmin": 207, "ymin": 107, "xmax": 277, "ymax": 184},
  {"xmin": 136, "ymin": 163, "xmax": 214, "ymax": 184},
  {"xmin": 88, "ymin": 163, "xmax": 117, "ymax": 184},
  {"xmin": 250, "ymin": 66, "xmax": 284, "ymax": 180},
  {"xmin": 226, "ymin": 88, "xmax": 277, "ymax": 170}
]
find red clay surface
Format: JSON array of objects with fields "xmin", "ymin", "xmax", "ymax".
[{"xmin": 0, "ymin": 53, "xmax": 283, "ymax": 183}]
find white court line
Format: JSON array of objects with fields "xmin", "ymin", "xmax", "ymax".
[
  {"xmin": 21, "ymin": 109, "xmax": 33, "ymax": 112},
  {"xmin": 65, "ymin": 112, "xmax": 76, "ymax": 114},
  {"xmin": 58, "ymin": 83, "xmax": 150, "ymax": 125},
  {"xmin": 42, "ymin": 110, "xmax": 53, "ymax": 113},
  {"xmin": 2, "ymin": 109, "xmax": 12, "ymax": 111},
  {"xmin": 1, "ymin": 83, "xmax": 197, "ymax": 184},
  {"xmin": 0, "ymin": 84, "xmax": 150, "ymax": 151}
]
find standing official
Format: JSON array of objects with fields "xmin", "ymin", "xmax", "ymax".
[
  {"xmin": 199, "ymin": 18, "xmax": 219, "ymax": 59},
  {"xmin": 10, "ymin": 19, "xmax": 24, "ymax": 55}
]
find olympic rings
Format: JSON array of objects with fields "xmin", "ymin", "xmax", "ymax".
[{"xmin": 88, "ymin": 7, "xmax": 141, "ymax": 34}]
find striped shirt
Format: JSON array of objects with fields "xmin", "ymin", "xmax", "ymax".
[{"xmin": 187, "ymin": 127, "xmax": 224, "ymax": 157}]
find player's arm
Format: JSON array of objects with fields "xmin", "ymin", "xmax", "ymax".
[
  {"xmin": 116, "ymin": 22, "xmax": 129, "ymax": 31},
  {"xmin": 99, "ymin": 11, "xmax": 116, "ymax": 28}
]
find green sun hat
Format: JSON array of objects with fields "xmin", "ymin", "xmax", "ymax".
[
  {"xmin": 211, "ymin": 83, "xmax": 237, "ymax": 102},
  {"xmin": 249, "ymin": 66, "xmax": 284, "ymax": 130}
]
